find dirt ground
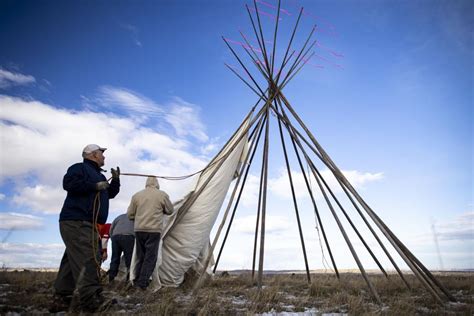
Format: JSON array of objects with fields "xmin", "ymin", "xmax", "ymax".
[{"xmin": 0, "ymin": 270, "xmax": 472, "ymax": 315}]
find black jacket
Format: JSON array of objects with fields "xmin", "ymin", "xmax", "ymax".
[{"xmin": 59, "ymin": 159, "xmax": 120, "ymax": 224}]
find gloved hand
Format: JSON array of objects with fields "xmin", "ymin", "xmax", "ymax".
[
  {"xmin": 96, "ymin": 181, "xmax": 110, "ymax": 191},
  {"xmin": 111, "ymin": 166, "xmax": 120, "ymax": 180}
]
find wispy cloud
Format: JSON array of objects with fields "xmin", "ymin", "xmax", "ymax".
[
  {"xmin": 0, "ymin": 212, "xmax": 43, "ymax": 230},
  {"xmin": 200, "ymin": 137, "xmax": 220, "ymax": 155},
  {"xmin": 98, "ymin": 86, "xmax": 163, "ymax": 117},
  {"xmin": 165, "ymin": 97, "xmax": 209, "ymax": 142},
  {"xmin": 93, "ymin": 87, "xmax": 209, "ymax": 143},
  {"xmin": 120, "ymin": 23, "xmax": 142, "ymax": 47},
  {"xmin": 0, "ymin": 68, "xmax": 35, "ymax": 89}
]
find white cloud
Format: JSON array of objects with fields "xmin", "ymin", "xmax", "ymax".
[
  {"xmin": 0, "ymin": 243, "xmax": 63, "ymax": 268},
  {"xmin": 0, "ymin": 94, "xmax": 209, "ymax": 215},
  {"xmin": 0, "ymin": 212, "xmax": 43, "ymax": 230},
  {"xmin": 98, "ymin": 86, "xmax": 163, "ymax": 117},
  {"xmin": 0, "ymin": 193, "xmax": 5, "ymax": 200},
  {"xmin": 165, "ymin": 97, "xmax": 209, "ymax": 142},
  {"xmin": 0, "ymin": 68, "xmax": 35, "ymax": 89},
  {"xmin": 268, "ymin": 168, "xmax": 384, "ymax": 200},
  {"xmin": 200, "ymin": 137, "xmax": 221, "ymax": 155},
  {"xmin": 269, "ymin": 169, "xmax": 313, "ymax": 200},
  {"xmin": 239, "ymin": 174, "xmax": 261, "ymax": 207},
  {"xmin": 12, "ymin": 185, "xmax": 64, "ymax": 214},
  {"xmin": 337, "ymin": 169, "xmax": 384, "ymax": 188}
]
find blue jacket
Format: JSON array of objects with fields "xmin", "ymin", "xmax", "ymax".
[{"xmin": 59, "ymin": 159, "xmax": 120, "ymax": 224}]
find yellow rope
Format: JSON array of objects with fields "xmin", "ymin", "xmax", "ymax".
[{"xmin": 91, "ymin": 191, "xmax": 104, "ymax": 282}]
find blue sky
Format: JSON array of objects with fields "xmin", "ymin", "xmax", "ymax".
[{"xmin": 0, "ymin": 0, "xmax": 472, "ymax": 271}]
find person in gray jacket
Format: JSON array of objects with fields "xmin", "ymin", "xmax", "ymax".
[
  {"xmin": 108, "ymin": 213, "xmax": 135, "ymax": 282},
  {"xmin": 127, "ymin": 176, "xmax": 174, "ymax": 290}
]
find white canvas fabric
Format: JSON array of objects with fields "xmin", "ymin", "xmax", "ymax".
[{"xmin": 129, "ymin": 116, "xmax": 250, "ymax": 289}]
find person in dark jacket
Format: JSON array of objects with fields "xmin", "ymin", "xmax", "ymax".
[
  {"xmin": 51, "ymin": 144, "xmax": 120, "ymax": 313},
  {"xmin": 108, "ymin": 213, "xmax": 135, "ymax": 282}
]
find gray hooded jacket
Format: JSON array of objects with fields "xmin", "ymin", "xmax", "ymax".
[{"xmin": 127, "ymin": 177, "xmax": 174, "ymax": 233}]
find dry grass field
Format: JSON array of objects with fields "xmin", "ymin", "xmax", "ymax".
[{"xmin": 0, "ymin": 269, "xmax": 472, "ymax": 315}]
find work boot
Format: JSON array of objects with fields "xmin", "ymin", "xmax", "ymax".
[
  {"xmin": 81, "ymin": 292, "xmax": 118, "ymax": 312},
  {"xmin": 80, "ymin": 292, "xmax": 105, "ymax": 312},
  {"xmin": 49, "ymin": 294, "xmax": 72, "ymax": 313}
]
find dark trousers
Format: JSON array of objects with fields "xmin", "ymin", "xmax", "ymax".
[
  {"xmin": 108, "ymin": 235, "xmax": 135, "ymax": 280},
  {"xmin": 54, "ymin": 221, "xmax": 101, "ymax": 304},
  {"xmin": 134, "ymin": 232, "xmax": 161, "ymax": 288}
]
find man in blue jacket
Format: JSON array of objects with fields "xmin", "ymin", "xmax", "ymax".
[{"xmin": 51, "ymin": 144, "xmax": 120, "ymax": 312}]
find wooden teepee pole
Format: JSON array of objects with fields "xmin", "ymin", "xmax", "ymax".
[
  {"xmin": 284, "ymin": 121, "xmax": 341, "ymax": 279},
  {"xmin": 270, "ymin": 0, "xmax": 281, "ymax": 73},
  {"xmin": 252, "ymin": 111, "xmax": 270, "ymax": 280},
  {"xmin": 272, "ymin": 102, "xmax": 382, "ymax": 304},
  {"xmin": 278, "ymin": 92, "xmax": 446, "ymax": 304},
  {"xmin": 276, "ymin": 25, "xmax": 316, "ymax": 87},
  {"xmin": 252, "ymin": 0, "xmax": 272, "ymax": 74},
  {"xmin": 193, "ymin": 112, "xmax": 267, "ymax": 291},
  {"xmin": 275, "ymin": 101, "xmax": 311, "ymax": 283},
  {"xmin": 213, "ymin": 113, "xmax": 268, "ymax": 273},
  {"xmin": 275, "ymin": 105, "xmax": 389, "ymax": 278},
  {"xmin": 257, "ymin": 97, "xmax": 271, "ymax": 288},
  {"xmin": 272, "ymin": 103, "xmax": 412, "ymax": 289},
  {"xmin": 273, "ymin": 7, "xmax": 304, "ymax": 85},
  {"xmin": 274, "ymin": 99, "xmax": 343, "ymax": 277},
  {"xmin": 356, "ymin": 196, "xmax": 456, "ymax": 302}
]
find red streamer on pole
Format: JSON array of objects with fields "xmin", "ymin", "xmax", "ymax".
[
  {"xmin": 256, "ymin": 0, "xmax": 291, "ymax": 16},
  {"xmin": 249, "ymin": 7, "xmax": 282, "ymax": 21},
  {"xmin": 224, "ymin": 37, "xmax": 262, "ymax": 54},
  {"xmin": 314, "ymin": 54, "xmax": 344, "ymax": 69},
  {"xmin": 303, "ymin": 10, "xmax": 336, "ymax": 31},
  {"xmin": 316, "ymin": 42, "xmax": 344, "ymax": 58},
  {"xmin": 302, "ymin": 57, "xmax": 325, "ymax": 69}
]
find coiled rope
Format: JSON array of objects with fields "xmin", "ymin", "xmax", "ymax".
[{"xmin": 92, "ymin": 192, "xmax": 104, "ymax": 281}]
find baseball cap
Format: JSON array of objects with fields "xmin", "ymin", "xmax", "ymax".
[{"xmin": 82, "ymin": 144, "xmax": 107, "ymax": 154}]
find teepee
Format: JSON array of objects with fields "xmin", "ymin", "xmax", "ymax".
[
  {"xmin": 188, "ymin": 0, "xmax": 455, "ymax": 305},
  {"xmin": 131, "ymin": 0, "xmax": 454, "ymax": 305}
]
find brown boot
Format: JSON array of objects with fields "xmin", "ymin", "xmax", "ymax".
[{"xmin": 49, "ymin": 294, "xmax": 72, "ymax": 313}]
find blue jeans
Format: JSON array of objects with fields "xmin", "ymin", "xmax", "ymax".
[
  {"xmin": 134, "ymin": 232, "xmax": 161, "ymax": 288},
  {"xmin": 108, "ymin": 235, "xmax": 135, "ymax": 281}
]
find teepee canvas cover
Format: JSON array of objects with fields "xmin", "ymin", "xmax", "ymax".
[{"xmin": 130, "ymin": 115, "xmax": 250, "ymax": 289}]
